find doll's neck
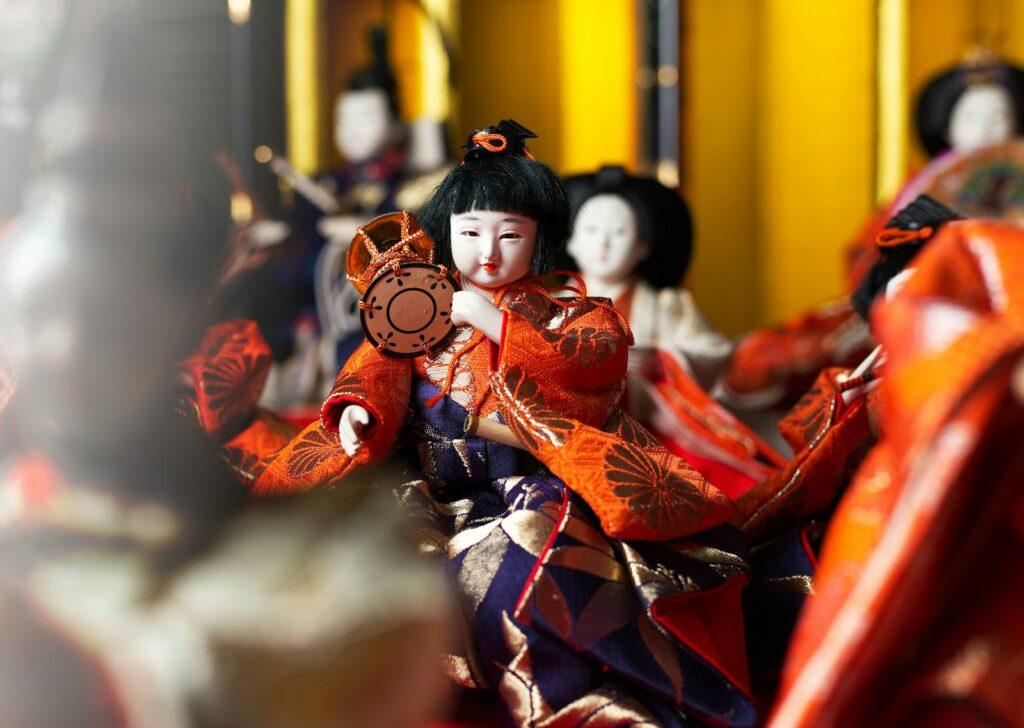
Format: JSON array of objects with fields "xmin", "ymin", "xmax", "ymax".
[{"xmin": 581, "ymin": 275, "xmax": 637, "ymax": 303}]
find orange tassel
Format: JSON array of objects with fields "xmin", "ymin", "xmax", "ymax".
[{"xmin": 877, "ymin": 226, "xmax": 933, "ymax": 248}]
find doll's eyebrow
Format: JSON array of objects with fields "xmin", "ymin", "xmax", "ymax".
[{"xmin": 502, "ymin": 217, "xmax": 526, "ymax": 224}]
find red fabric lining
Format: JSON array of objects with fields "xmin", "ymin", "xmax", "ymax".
[
  {"xmin": 514, "ymin": 488, "xmax": 571, "ymax": 616},
  {"xmin": 320, "ymin": 394, "xmax": 381, "ymax": 435},
  {"xmin": 800, "ymin": 523, "xmax": 822, "ymax": 572},
  {"xmin": 651, "ymin": 574, "xmax": 752, "ymax": 699}
]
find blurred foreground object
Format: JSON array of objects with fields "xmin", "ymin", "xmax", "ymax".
[
  {"xmin": 0, "ymin": 3, "xmax": 451, "ymax": 726},
  {"xmin": 771, "ymin": 220, "xmax": 1024, "ymax": 728}
]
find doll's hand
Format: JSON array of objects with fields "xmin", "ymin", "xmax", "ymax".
[
  {"xmin": 450, "ymin": 291, "xmax": 503, "ymax": 343},
  {"xmin": 338, "ymin": 405, "xmax": 372, "ymax": 457}
]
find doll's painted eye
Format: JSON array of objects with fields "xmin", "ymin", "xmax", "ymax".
[
  {"xmin": 460, "ymin": 229, "xmax": 479, "ymax": 237},
  {"xmin": 500, "ymin": 232, "xmax": 522, "ymax": 240}
]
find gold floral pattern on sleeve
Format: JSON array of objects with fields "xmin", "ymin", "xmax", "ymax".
[
  {"xmin": 491, "ymin": 366, "xmax": 575, "ymax": 451},
  {"xmin": 604, "ymin": 444, "xmax": 721, "ymax": 539},
  {"xmin": 285, "ymin": 426, "xmax": 342, "ymax": 478}
]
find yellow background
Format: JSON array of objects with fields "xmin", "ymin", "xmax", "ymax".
[{"xmin": 288, "ymin": 0, "xmax": 1024, "ymax": 336}]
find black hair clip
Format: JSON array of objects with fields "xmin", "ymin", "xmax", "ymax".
[{"xmin": 462, "ymin": 119, "xmax": 538, "ymax": 161}]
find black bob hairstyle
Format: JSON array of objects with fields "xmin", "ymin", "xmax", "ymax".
[
  {"xmin": 563, "ymin": 165, "xmax": 693, "ymax": 290},
  {"xmin": 419, "ymin": 119, "xmax": 571, "ymax": 276},
  {"xmin": 851, "ymin": 194, "xmax": 962, "ymax": 321},
  {"xmin": 915, "ymin": 55, "xmax": 1024, "ymax": 158}
]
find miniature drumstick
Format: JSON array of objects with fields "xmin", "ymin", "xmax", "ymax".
[{"xmin": 464, "ymin": 413, "xmax": 527, "ymax": 451}]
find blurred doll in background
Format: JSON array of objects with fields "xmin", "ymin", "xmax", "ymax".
[
  {"xmin": 734, "ymin": 196, "xmax": 963, "ymax": 698},
  {"xmin": 566, "ymin": 166, "xmax": 782, "ymax": 499},
  {"xmin": 565, "ymin": 166, "xmax": 730, "ymax": 389},
  {"xmin": 256, "ymin": 26, "xmax": 409, "ymax": 413},
  {"xmin": 259, "ymin": 26, "xmax": 453, "ymax": 415},
  {"xmin": 895, "ymin": 47, "xmax": 1024, "ymax": 209},
  {"xmin": 0, "ymin": 6, "xmax": 452, "ymax": 726},
  {"xmin": 251, "ymin": 121, "xmax": 758, "ymax": 728},
  {"xmin": 771, "ymin": 218, "xmax": 1024, "ymax": 728},
  {"xmin": 721, "ymin": 50, "xmax": 1024, "ymax": 437}
]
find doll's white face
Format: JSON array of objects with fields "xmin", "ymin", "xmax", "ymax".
[
  {"xmin": 568, "ymin": 194, "xmax": 648, "ymax": 286},
  {"xmin": 450, "ymin": 210, "xmax": 538, "ymax": 288},
  {"xmin": 948, "ymin": 83, "xmax": 1016, "ymax": 154},
  {"xmin": 335, "ymin": 89, "xmax": 392, "ymax": 163}
]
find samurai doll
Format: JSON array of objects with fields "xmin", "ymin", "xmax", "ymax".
[
  {"xmin": 250, "ymin": 121, "xmax": 758, "ymax": 727},
  {"xmin": 565, "ymin": 166, "xmax": 782, "ymax": 499},
  {"xmin": 256, "ymin": 26, "xmax": 410, "ymax": 412},
  {"xmin": 771, "ymin": 218, "xmax": 1024, "ymax": 728}
]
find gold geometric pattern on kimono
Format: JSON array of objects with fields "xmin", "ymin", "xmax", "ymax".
[
  {"xmin": 669, "ymin": 542, "xmax": 750, "ymax": 580},
  {"xmin": 499, "ymin": 612, "xmax": 666, "ymax": 727},
  {"xmin": 765, "ymin": 574, "xmax": 816, "ymax": 596},
  {"xmin": 457, "ymin": 527, "xmax": 510, "ymax": 614},
  {"xmin": 617, "ymin": 542, "xmax": 696, "ymax": 608},
  {"xmin": 636, "ymin": 613, "xmax": 686, "ymax": 704},
  {"xmin": 501, "ymin": 507, "xmax": 561, "ymax": 558}
]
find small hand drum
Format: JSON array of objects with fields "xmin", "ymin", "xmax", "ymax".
[{"xmin": 359, "ymin": 262, "xmax": 461, "ymax": 358}]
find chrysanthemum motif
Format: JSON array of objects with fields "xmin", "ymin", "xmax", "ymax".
[
  {"xmin": 604, "ymin": 443, "xmax": 709, "ymax": 537},
  {"xmin": 492, "ymin": 366, "xmax": 574, "ymax": 451},
  {"xmin": 605, "ymin": 409, "xmax": 660, "ymax": 449},
  {"xmin": 541, "ymin": 326, "xmax": 619, "ymax": 366},
  {"xmin": 286, "ymin": 426, "xmax": 341, "ymax": 478},
  {"xmin": 201, "ymin": 349, "xmax": 268, "ymax": 427}
]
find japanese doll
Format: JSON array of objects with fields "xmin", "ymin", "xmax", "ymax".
[
  {"xmin": 721, "ymin": 50, "xmax": 1024, "ymax": 424},
  {"xmin": 257, "ymin": 26, "xmax": 410, "ymax": 412},
  {"xmin": 250, "ymin": 121, "xmax": 758, "ymax": 727},
  {"xmin": 770, "ymin": 219, "xmax": 1024, "ymax": 728},
  {"xmin": 565, "ymin": 166, "xmax": 782, "ymax": 499},
  {"xmin": 733, "ymin": 195, "xmax": 963, "ymax": 694},
  {"xmin": 894, "ymin": 47, "xmax": 1024, "ymax": 210}
]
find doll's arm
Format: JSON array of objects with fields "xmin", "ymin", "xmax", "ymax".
[
  {"xmin": 251, "ymin": 341, "xmax": 412, "ymax": 495},
  {"xmin": 496, "ymin": 299, "xmax": 628, "ymax": 427}
]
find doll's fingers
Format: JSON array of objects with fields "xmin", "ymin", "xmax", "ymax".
[
  {"xmin": 351, "ymin": 407, "xmax": 371, "ymax": 428},
  {"xmin": 341, "ymin": 438, "xmax": 360, "ymax": 458},
  {"xmin": 338, "ymin": 410, "xmax": 359, "ymax": 444}
]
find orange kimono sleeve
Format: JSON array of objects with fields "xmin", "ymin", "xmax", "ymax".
[
  {"xmin": 491, "ymin": 300, "xmax": 733, "ymax": 541},
  {"xmin": 496, "ymin": 301, "xmax": 627, "ymax": 426},
  {"xmin": 250, "ymin": 341, "xmax": 412, "ymax": 496}
]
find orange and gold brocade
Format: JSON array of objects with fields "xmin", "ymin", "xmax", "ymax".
[
  {"xmin": 252, "ymin": 287, "xmax": 735, "ymax": 542},
  {"xmin": 180, "ymin": 320, "xmax": 297, "ymax": 484},
  {"xmin": 723, "ymin": 209, "xmax": 884, "ymax": 409},
  {"xmin": 731, "ymin": 367, "xmax": 879, "ymax": 544},
  {"xmin": 770, "ymin": 220, "xmax": 1024, "ymax": 728}
]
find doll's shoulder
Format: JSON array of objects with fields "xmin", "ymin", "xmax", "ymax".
[{"xmin": 504, "ymin": 289, "xmax": 624, "ymax": 335}]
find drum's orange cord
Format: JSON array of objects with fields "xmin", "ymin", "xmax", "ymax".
[{"xmin": 423, "ymin": 270, "xmax": 633, "ymax": 412}]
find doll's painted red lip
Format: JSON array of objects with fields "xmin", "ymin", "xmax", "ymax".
[{"xmin": 481, "ymin": 262, "xmax": 499, "ymax": 273}]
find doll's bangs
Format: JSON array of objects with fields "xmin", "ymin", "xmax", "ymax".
[{"xmin": 445, "ymin": 157, "xmax": 556, "ymax": 223}]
